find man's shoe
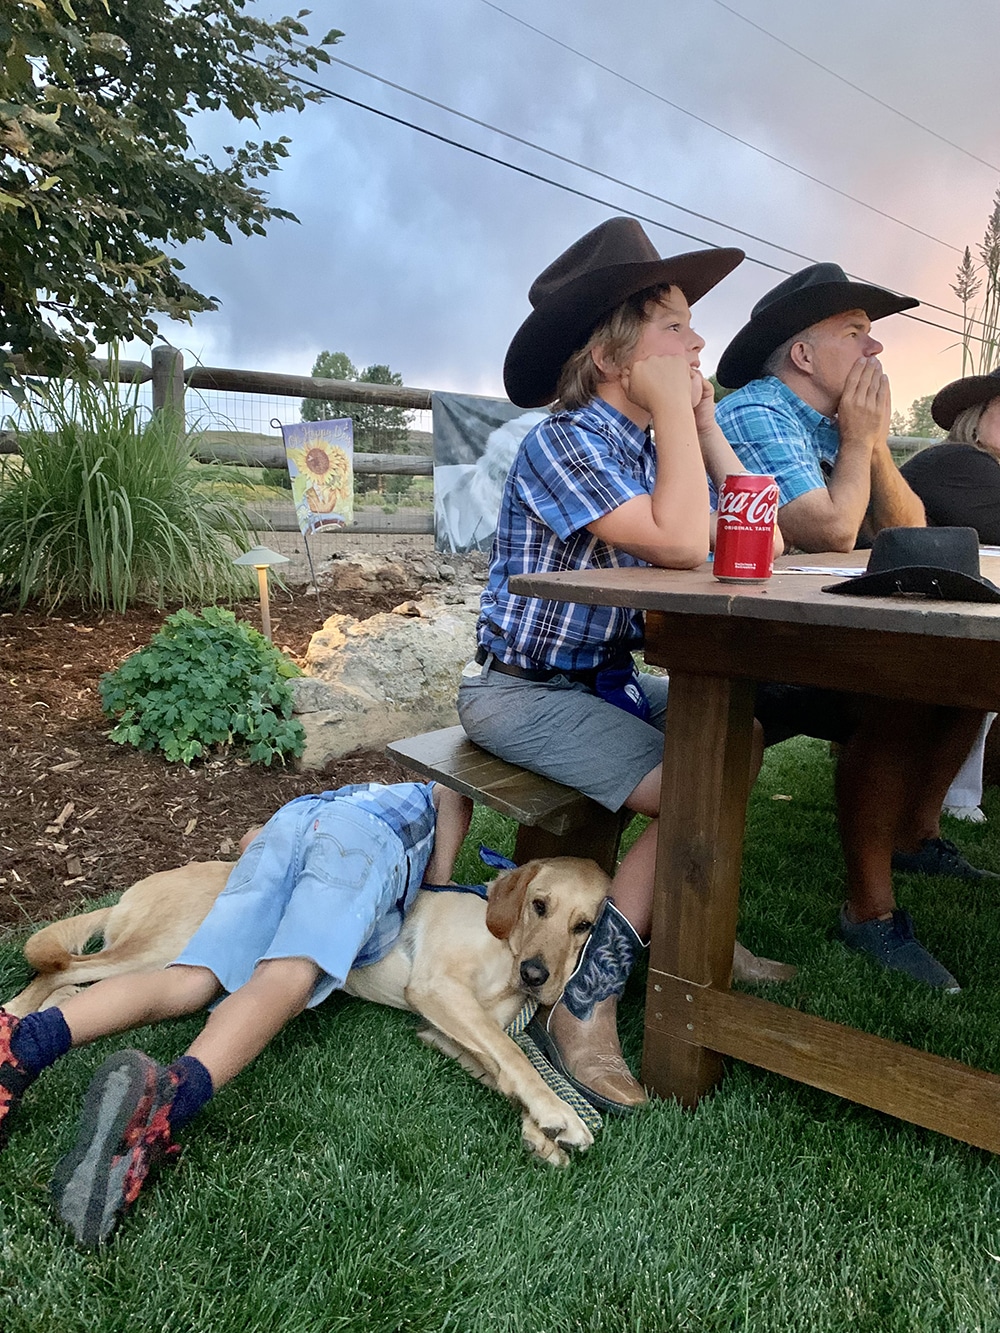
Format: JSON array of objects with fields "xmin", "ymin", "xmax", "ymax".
[
  {"xmin": 0, "ymin": 1011, "xmax": 35, "ymax": 1151},
  {"xmin": 51, "ymin": 1049, "xmax": 181, "ymax": 1247},
  {"xmin": 891, "ymin": 837, "xmax": 999, "ymax": 882},
  {"xmin": 838, "ymin": 906, "xmax": 961, "ymax": 993}
]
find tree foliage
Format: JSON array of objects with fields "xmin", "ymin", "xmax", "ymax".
[
  {"xmin": 889, "ymin": 394, "xmax": 945, "ymax": 442},
  {"xmin": 301, "ymin": 350, "xmax": 411, "ymax": 451},
  {"xmin": 0, "ymin": 1, "xmax": 339, "ymax": 392}
]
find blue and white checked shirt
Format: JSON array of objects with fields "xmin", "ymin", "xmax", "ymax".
[
  {"xmin": 477, "ymin": 399, "xmax": 655, "ymax": 673},
  {"xmin": 714, "ymin": 376, "xmax": 841, "ymax": 506}
]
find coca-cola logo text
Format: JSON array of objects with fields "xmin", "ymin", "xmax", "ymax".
[{"xmin": 719, "ymin": 483, "xmax": 779, "ymax": 528}]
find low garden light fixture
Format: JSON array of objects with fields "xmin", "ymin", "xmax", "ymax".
[{"xmin": 233, "ymin": 545, "xmax": 289, "ymax": 641}]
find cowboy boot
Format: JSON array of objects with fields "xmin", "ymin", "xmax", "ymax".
[{"xmin": 528, "ymin": 898, "xmax": 647, "ymax": 1114}]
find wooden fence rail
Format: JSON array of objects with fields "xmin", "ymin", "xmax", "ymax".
[
  {"xmin": 4, "ymin": 349, "xmax": 438, "ymax": 535},
  {"xmin": 2, "ymin": 349, "xmax": 940, "ymax": 536},
  {"xmin": 7, "ymin": 349, "xmax": 434, "ymax": 412}
]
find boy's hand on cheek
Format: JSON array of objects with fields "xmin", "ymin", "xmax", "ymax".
[
  {"xmin": 623, "ymin": 352, "xmax": 695, "ymax": 415},
  {"xmin": 691, "ymin": 372, "xmax": 716, "ymax": 429}
]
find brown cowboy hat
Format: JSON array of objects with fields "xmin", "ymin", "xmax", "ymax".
[
  {"xmin": 502, "ymin": 217, "xmax": 744, "ymax": 408},
  {"xmin": 931, "ymin": 367, "xmax": 1000, "ymax": 431},
  {"xmin": 715, "ymin": 262, "xmax": 918, "ymax": 390}
]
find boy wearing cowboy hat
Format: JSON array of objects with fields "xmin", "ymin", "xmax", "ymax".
[
  {"xmin": 714, "ymin": 264, "xmax": 993, "ymax": 989},
  {"xmin": 458, "ymin": 216, "xmax": 764, "ymax": 1113}
]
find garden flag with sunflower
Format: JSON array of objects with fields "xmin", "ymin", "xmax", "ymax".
[{"xmin": 280, "ymin": 419, "xmax": 354, "ymax": 536}]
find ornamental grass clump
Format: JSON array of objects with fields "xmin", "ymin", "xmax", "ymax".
[
  {"xmin": 0, "ymin": 365, "xmax": 258, "ymax": 611},
  {"xmin": 99, "ymin": 606, "xmax": 304, "ymax": 766}
]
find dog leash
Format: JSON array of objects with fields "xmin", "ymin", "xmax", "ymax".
[
  {"xmin": 420, "ymin": 845, "xmax": 515, "ymax": 900},
  {"xmin": 504, "ymin": 999, "xmax": 604, "ymax": 1136}
]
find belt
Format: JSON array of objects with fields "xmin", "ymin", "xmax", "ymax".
[{"xmin": 474, "ymin": 645, "xmax": 605, "ymax": 688}]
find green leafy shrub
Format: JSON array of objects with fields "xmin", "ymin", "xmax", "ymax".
[
  {"xmin": 99, "ymin": 606, "xmax": 305, "ymax": 766},
  {"xmin": 0, "ymin": 361, "xmax": 258, "ymax": 611}
]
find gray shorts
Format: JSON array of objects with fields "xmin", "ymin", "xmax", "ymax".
[{"xmin": 456, "ymin": 659, "xmax": 669, "ymax": 812}]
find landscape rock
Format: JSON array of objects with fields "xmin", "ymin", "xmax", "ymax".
[{"xmin": 294, "ymin": 548, "xmax": 486, "ymax": 769}]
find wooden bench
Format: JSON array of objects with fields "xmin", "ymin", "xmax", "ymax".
[{"xmin": 386, "ymin": 725, "xmax": 627, "ymax": 875}]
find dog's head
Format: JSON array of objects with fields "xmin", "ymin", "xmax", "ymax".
[{"xmin": 484, "ymin": 857, "xmax": 611, "ymax": 1006}]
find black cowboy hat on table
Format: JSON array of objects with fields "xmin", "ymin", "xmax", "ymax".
[
  {"xmin": 715, "ymin": 262, "xmax": 919, "ymax": 391},
  {"xmin": 503, "ymin": 217, "xmax": 744, "ymax": 409},
  {"xmin": 931, "ymin": 367, "xmax": 1000, "ymax": 431},
  {"xmin": 822, "ymin": 526, "xmax": 1000, "ymax": 603}
]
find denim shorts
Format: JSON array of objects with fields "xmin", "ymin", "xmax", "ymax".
[{"xmin": 173, "ymin": 799, "xmax": 422, "ymax": 1008}]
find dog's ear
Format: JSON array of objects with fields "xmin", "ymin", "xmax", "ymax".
[{"xmin": 485, "ymin": 862, "xmax": 539, "ymax": 940}]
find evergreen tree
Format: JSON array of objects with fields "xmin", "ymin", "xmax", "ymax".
[
  {"xmin": 300, "ymin": 351, "xmax": 358, "ymax": 421},
  {"xmin": 300, "ymin": 351, "xmax": 412, "ymax": 497}
]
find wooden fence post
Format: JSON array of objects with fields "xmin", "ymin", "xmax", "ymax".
[{"xmin": 151, "ymin": 346, "xmax": 185, "ymax": 416}]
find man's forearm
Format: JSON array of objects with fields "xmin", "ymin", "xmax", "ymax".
[
  {"xmin": 818, "ymin": 444, "xmax": 875, "ymax": 549},
  {"xmin": 868, "ymin": 444, "xmax": 926, "ymax": 533}
]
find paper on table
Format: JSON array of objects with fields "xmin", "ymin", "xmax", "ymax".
[{"xmin": 781, "ymin": 566, "xmax": 866, "ymax": 577}]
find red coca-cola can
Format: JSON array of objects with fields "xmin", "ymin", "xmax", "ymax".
[{"xmin": 714, "ymin": 473, "xmax": 779, "ymax": 582}]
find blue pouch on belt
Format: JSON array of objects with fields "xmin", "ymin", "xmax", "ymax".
[{"xmin": 593, "ymin": 659, "xmax": 651, "ymax": 721}]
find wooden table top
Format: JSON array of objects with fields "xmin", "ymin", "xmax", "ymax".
[{"xmin": 510, "ymin": 552, "xmax": 1000, "ymax": 643}]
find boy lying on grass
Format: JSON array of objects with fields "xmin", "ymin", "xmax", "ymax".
[{"xmin": 0, "ymin": 780, "xmax": 471, "ymax": 1247}]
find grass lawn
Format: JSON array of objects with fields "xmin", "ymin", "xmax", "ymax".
[{"xmin": 3, "ymin": 737, "xmax": 1000, "ymax": 1331}]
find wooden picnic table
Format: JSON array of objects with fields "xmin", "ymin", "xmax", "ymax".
[{"xmin": 510, "ymin": 552, "xmax": 1000, "ymax": 1153}]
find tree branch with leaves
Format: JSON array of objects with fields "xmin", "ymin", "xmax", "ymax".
[{"xmin": 0, "ymin": 0, "xmax": 339, "ymax": 394}]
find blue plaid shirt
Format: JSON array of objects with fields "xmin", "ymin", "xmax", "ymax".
[
  {"xmin": 714, "ymin": 376, "xmax": 841, "ymax": 506},
  {"xmin": 477, "ymin": 399, "xmax": 655, "ymax": 672}
]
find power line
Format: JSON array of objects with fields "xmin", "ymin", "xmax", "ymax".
[
  {"xmin": 477, "ymin": 0, "xmax": 967, "ymax": 254},
  {"xmin": 321, "ymin": 52, "xmax": 991, "ymax": 337},
  {"xmin": 279, "ymin": 61, "xmax": 987, "ymax": 348},
  {"xmin": 707, "ymin": 0, "xmax": 1000, "ymax": 175},
  {"xmin": 327, "ymin": 55, "xmax": 825, "ymax": 268}
]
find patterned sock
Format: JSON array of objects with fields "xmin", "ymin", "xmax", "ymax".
[
  {"xmin": 10, "ymin": 1008, "xmax": 72, "ymax": 1075},
  {"xmin": 167, "ymin": 1055, "xmax": 214, "ymax": 1130}
]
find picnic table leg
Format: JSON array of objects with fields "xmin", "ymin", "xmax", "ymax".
[{"xmin": 641, "ymin": 671, "xmax": 757, "ymax": 1106}]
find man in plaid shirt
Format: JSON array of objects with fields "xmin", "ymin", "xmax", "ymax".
[{"xmin": 712, "ymin": 263, "xmax": 994, "ymax": 993}]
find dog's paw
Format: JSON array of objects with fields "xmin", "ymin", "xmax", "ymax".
[
  {"xmin": 521, "ymin": 1102, "xmax": 593, "ymax": 1167},
  {"xmin": 521, "ymin": 1115, "xmax": 572, "ymax": 1167}
]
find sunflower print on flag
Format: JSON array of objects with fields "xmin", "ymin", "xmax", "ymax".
[{"xmin": 280, "ymin": 418, "xmax": 354, "ymax": 536}]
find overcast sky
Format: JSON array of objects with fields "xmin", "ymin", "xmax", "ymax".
[{"xmin": 144, "ymin": 0, "xmax": 1000, "ymax": 416}]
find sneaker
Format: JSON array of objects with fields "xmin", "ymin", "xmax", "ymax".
[
  {"xmin": 51, "ymin": 1049, "xmax": 181, "ymax": 1247},
  {"xmin": 943, "ymin": 805, "xmax": 988, "ymax": 824},
  {"xmin": 891, "ymin": 837, "xmax": 1000, "ymax": 882},
  {"xmin": 0, "ymin": 1011, "xmax": 34, "ymax": 1151},
  {"xmin": 838, "ymin": 906, "xmax": 961, "ymax": 993}
]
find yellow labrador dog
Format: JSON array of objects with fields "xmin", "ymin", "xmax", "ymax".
[{"xmin": 3, "ymin": 856, "xmax": 611, "ymax": 1166}]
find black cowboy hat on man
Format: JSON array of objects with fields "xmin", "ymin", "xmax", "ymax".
[{"xmin": 716, "ymin": 262, "xmax": 918, "ymax": 391}]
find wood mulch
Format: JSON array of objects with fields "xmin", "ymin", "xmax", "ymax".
[{"xmin": 0, "ymin": 567, "xmax": 432, "ymax": 935}]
